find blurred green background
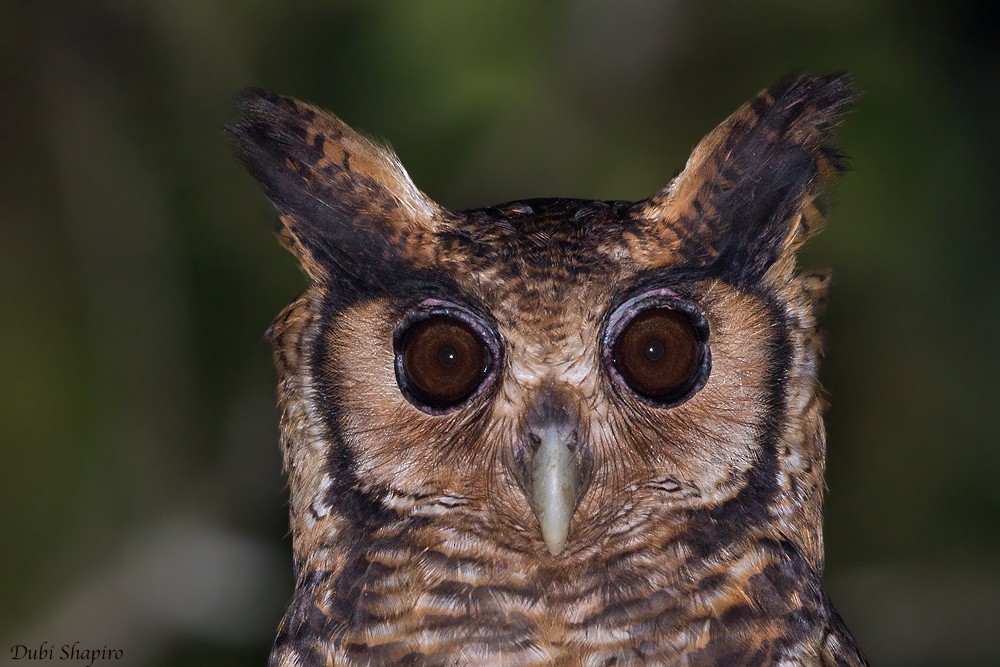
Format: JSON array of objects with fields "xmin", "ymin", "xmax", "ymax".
[{"xmin": 1, "ymin": 1, "xmax": 997, "ymax": 665}]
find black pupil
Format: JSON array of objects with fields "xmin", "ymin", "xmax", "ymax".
[
  {"xmin": 644, "ymin": 339, "xmax": 665, "ymax": 362},
  {"xmin": 438, "ymin": 346, "xmax": 458, "ymax": 368}
]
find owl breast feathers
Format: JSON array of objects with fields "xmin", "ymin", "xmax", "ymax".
[{"xmin": 229, "ymin": 73, "xmax": 868, "ymax": 666}]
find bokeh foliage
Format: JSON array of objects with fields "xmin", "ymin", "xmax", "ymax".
[{"xmin": 1, "ymin": 1, "xmax": 997, "ymax": 665}]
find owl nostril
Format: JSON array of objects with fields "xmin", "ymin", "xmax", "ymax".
[{"xmin": 526, "ymin": 429, "xmax": 578, "ymax": 452}]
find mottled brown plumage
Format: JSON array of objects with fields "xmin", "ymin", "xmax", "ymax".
[{"xmin": 230, "ymin": 74, "xmax": 867, "ymax": 666}]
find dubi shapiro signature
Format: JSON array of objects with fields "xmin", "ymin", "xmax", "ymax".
[{"xmin": 9, "ymin": 643, "xmax": 123, "ymax": 666}]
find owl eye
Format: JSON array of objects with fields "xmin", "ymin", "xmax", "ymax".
[
  {"xmin": 606, "ymin": 297, "xmax": 710, "ymax": 406},
  {"xmin": 396, "ymin": 313, "xmax": 494, "ymax": 412}
]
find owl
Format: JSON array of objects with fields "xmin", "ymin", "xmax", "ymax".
[{"xmin": 229, "ymin": 73, "xmax": 867, "ymax": 666}]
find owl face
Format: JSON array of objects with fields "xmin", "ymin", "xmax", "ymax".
[
  {"xmin": 322, "ymin": 202, "xmax": 785, "ymax": 559},
  {"xmin": 231, "ymin": 74, "xmax": 853, "ymax": 571}
]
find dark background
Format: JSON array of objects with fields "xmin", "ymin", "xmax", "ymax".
[{"xmin": 2, "ymin": 2, "xmax": 998, "ymax": 665}]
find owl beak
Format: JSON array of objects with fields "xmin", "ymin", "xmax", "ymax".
[
  {"xmin": 527, "ymin": 426, "xmax": 585, "ymax": 556},
  {"xmin": 514, "ymin": 388, "xmax": 590, "ymax": 556}
]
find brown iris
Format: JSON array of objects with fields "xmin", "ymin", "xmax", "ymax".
[
  {"xmin": 611, "ymin": 307, "xmax": 702, "ymax": 402},
  {"xmin": 400, "ymin": 315, "xmax": 487, "ymax": 409}
]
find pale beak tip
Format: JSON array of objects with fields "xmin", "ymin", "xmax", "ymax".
[
  {"xmin": 543, "ymin": 532, "xmax": 568, "ymax": 556},
  {"xmin": 537, "ymin": 499, "xmax": 572, "ymax": 555}
]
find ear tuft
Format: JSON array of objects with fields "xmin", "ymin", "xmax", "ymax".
[
  {"xmin": 227, "ymin": 89, "xmax": 448, "ymax": 283},
  {"xmin": 635, "ymin": 73, "xmax": 858, "ymax": 286}
]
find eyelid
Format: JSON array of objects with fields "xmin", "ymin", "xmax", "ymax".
[
  {"xmin": 395, "ymin": 299, "xmax": 497, "ymax": 344},
  {"xmin": 603, "ymin": 290, "xmax": 709, "ymax": 348}
]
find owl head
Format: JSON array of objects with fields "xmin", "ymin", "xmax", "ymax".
[{"xmin": 230, "ymin": 74, "xmax": 854, "ymax": 578}]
